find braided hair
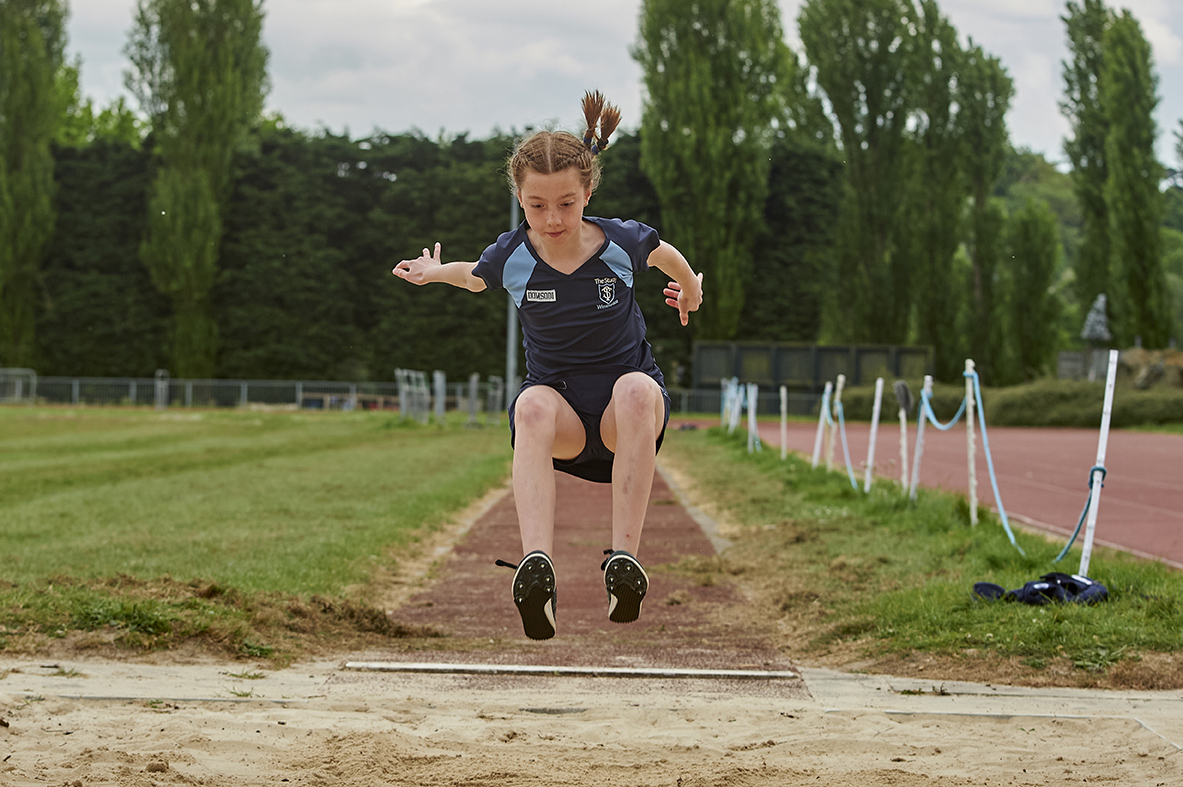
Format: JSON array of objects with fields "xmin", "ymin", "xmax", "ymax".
[{"xmin": 508, "ymin": 91, "xmax": 622, "ymax": 194}]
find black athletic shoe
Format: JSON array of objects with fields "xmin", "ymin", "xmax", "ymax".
[
  {"xmin": 496, "ymin": 551, "xmax": 557, "ymax": 640},
  {"xmin": 600, "ymin": 549, "xmax": 648, "ymax": 624}
]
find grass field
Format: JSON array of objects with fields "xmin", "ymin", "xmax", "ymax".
[
  {"xmin": 2, "ymin": 406, "xmax": 1180, "ymax": 686},
  {"xmin": 0, "ymin": 406, "xmax": 511, "ymax": 659},
  {"xmin": 658, "ymin": 427, "xmax": 1183, "ymax": 688}
]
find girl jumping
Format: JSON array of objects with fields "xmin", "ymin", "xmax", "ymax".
[{"xmin": 393, "ymin": 91, "xmax": 703, "ymax": 640}]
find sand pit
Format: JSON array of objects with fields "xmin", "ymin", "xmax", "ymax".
[{"xmin": 2, "ymin": 657, "xmax": 1181, "ymax": 786}]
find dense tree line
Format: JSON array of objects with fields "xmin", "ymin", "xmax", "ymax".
[
  {"xmin": 3, "ymin": 0, "xmax": 1181, "ymax": 386},
  {"xmin": 32, "ymin": 121, "xmax": 840, "ymax": 382}
]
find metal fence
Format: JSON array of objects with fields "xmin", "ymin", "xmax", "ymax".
[
  {"xmin": 27, "ymin": 373, "xmax": 502, "ymax": 414},
  {"xmin": 0, "ymin": 368, "xmax": 37, "ymax": 404},
  {"xmin": 693, "ymin": 341, "xmax": 933, "ymax": 392},
  {"xmin": 671, "ymin": 386, "xmax": 822, "ymax": 418},
  {"xmin": 8, "ymin": 371, "xmax": 825, "ymax": 419}
]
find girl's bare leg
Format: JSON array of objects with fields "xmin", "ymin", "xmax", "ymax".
[
  {"xmin": 600, "ymin": 372, "xmax": 666, "ymax": 554},
  {"xmin": 511, "ymin": 385, "xmax": 585, "ymax": 557}
]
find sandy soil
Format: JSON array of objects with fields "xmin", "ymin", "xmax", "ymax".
[{"xmin": 2, "ymin": 656, "xmax": 1181, "ymax": 786}]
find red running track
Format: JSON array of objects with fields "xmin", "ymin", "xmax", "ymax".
[{"xmin": 689, "ymin": 418, "xmax": 1183, "ymax": 570}]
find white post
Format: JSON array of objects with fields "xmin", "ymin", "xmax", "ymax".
[
  {"xmin": 811, "ymin": 381, "xmax": 832, "ymax": 469},
  {"xmin": 433, "ymin": 371, "xmax": 446, "ymax": 423},
  {"xmin": 154, "ymin": 369, "xmax": 169, "ymax": 411},
  {"xmin": 826, "ymin": 374, "xmax": 846, "ymax": 472},
  {"xmin": 506, "ymin": 196, "xmax": 520, "ymax": 406},
  {"xmin": 746, "ymin": 383, "xmax": 761, "ymax": 453},
  {"xmin": 897, "ymin": 400, "xmax": 909, "ymax": 490},
  {"xmin": 965, "ymin": 359, "xmax": 978, "ymax": 526},
  {"xmin": 1079, "ymin": 349, "xmax": 1120, "ymax": 577},
  {"xmin": 779, "ymin": 385, "xmax": 788, "ymax": 461},
  {"xmin": 909, "ymin": 375, "xmax": 933, "ymax": 501},
  {"xmin": 864, "ymin": 377, "xmax": 884, "ymax": 493},
  {"xmin": 728, "ymin": 378, "xmax": 743, "ymax": 434}
]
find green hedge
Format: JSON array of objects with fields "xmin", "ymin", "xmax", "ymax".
[{"xmin": 834, "ymin": 378, "xmax": 1183, "ymax": 428}]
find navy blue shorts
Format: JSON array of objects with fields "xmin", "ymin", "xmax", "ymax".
[{"xmin": 509, "ymin": 370, "xmax": 672, "ymax": 484}]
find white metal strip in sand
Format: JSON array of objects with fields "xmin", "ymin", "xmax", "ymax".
[{"xmin": 343, "ymin": 662, "xmax": 799, "ymax": 680}]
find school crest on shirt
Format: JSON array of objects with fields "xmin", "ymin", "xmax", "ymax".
[{"xmin": 596, "ymin": 277, "xmax": 618, "ymax": 309}]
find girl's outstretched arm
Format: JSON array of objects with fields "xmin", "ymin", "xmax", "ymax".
[
  {"xmin": 648, "ymin": 241, "xmax": 703, "ymax": 326},
  {"xmin": 393, "ymin": 242, "xmax": 487, "ymax": 292}
]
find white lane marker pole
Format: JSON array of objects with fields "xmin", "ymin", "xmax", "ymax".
[
  {"xmin": 1079, "ymin": 349, "xmax": 1120, "ymax": 577},
  {"xmin": 811, "ymin": 381, "xmax": 832, "ymax": 469},
  {"xmin": 909, "ymin": 376, "xmax": 933, "ymax": 501},
  {"xmin": 864, "ymin": 377, "xmax": 884, "ymax": 493},
  {"xmin": 827, "ymin": 374, "xmax": 846, "ymax": 472},
  {"xmin": 965, "ymin": 359, "xmax": 978, "ymax": 526},
  {"xmin": 780, "ymin": 385, "xmax": 788, "ymax": 461}
]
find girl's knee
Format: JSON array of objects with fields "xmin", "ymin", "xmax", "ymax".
[
  {"xmin": 615, "ymin": 373, "xmax": 662, "ymax": 407},
  {"xmin": 611, "ymin": 374, "xmax": 661, "ymax": 419},
  {"xmin": 514, "ymin": 388, "xmax": 560, "ymax": 429}
]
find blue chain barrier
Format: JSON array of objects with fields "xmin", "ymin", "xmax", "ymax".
[
  {"xmin": 966, "ymin": 369, "xmax": 1024, "ymax": 555},
  {"xmin": 1054, "ymin": 465, "xmax": 1107, "ymax": 563},
  {"xmin": 834, "ymin": 401, "xmax": 860, "ymax": 491},
  {"xmin": 920, "ymin": 388, "xmax": 967, "ymax": 431}
]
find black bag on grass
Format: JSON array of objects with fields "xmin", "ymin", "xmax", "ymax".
[{"xmin": 973, "ymin": 572, "xmax": 1108, "ymax": 606}]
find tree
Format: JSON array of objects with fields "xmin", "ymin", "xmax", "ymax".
[
  {"xmin": 125, "ymin": 0, "xmax": 268, "ymax": 377},
  {"xmin": 738, "ymin": 134, "xmax": 842, "ymax": 343},
  {"xmin": 1102, "ymin": 10, "xmax": 1168, "ymax": 347},
  {"xmin": 1061, "ymin": 0, "xmax": 1112, "ymax": 327},
  {"xmin": 898, "ymin": 0, "xmax": 968, "ymax": 380},
  {"xmin": 38, "ymin": 139, "xmax": 166, "ymax": 375},
  {"xmin": 0, "ymin": 0, "xmax": 66, "ymax": 367},
  {"xmin": 998, "ymin": 199, "xmax": 1062, "ymax": 383},
  {"xmin": 958, "ymin": 42, "xmax": 1013, "ymax": 383},
  {"xmin": 362, "ymin": 131, "xmax": 513, "ymax": 382},
  {"xmin": 634, "ymin": 0, "xmax": 793, "ymax": 340},
  {"xmin": 56, "ymin": 59, "xmax": 144, "ymax": 148},
  {"xmin": 799, "ymin": 0, "xmax": 916, "ymax": 343}
]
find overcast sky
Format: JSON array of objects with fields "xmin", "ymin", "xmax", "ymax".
[{"xmin": 68, "ymin": 0, "xmax": 1183, "ymax": 167}]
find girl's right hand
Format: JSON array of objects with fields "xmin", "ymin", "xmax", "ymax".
[{"xmin": 393, "ymin": 242, "xmax": 442, "ymax": 285}]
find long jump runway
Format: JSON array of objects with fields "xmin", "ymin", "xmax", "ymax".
[
  {"xmin": 359, "ymin": 468, "xmax": 808, "ymax": 700},
  {"xmin": 753, "ymin": 420, "xmax": 1183, "ymax": 569}
]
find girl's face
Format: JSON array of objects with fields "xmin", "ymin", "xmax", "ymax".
[{"xmin": 517, "ymin": 167, "xmax": 592, "ymax": 248}]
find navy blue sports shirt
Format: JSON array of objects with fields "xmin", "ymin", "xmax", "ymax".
[{"xmin": 473, "ymin": 217, "xmax": 666, "ymax": 389}]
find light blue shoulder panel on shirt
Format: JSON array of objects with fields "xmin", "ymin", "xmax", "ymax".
[
  {"xmin": 600, "ymin": 241, "xmax": 634, "ymax": 289},
  {"xmin": 503, "ymin": 244, "xmax": 539, "ymax": 308}
]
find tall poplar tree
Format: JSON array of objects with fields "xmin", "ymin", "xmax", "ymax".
[
  {"xmin": 1102, "ymin": 10, "xmax": 1168, "ymax": 347},
  {"xmin": 898, "ymin": 0, "xmax": 966, "ymax": 380},
  {"xmin": 0, "ymin": 0, "xmax": 66, "ymax": 367},
  {"xmin": 634, "ymin": 0, "xmax": 793, "ymax": 340},
  {"xmin": 959, "ymin": 41, "xmax": 1013, "ymax": 382},
  {"xmin": 1061, "ymin": 0, "xmax": 1112, "ymax": 324},
  {"xmin": 999, "ymin": 199, "xmax": 1061, "ymax": 382},
  {"xmin": 799, "ymin": 0, "xmax": 915, "ymax": 343},
  {"xmin": 125, "ymin": 0, "xmax": 267, "ymax": 377}
]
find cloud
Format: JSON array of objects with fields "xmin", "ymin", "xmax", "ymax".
[
  {"xmin": 1117, "ymin": 0, "xmax": 1183, "ymax": 65},
  {"xmin": 263, "ymin": 0, "xmax": 645, "ymax": 136},
  {"xmin": 64, "ymin": 0, "xmax": 1183, "ymax": 162}
]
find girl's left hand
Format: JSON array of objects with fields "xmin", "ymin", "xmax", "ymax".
[{"xmin": 664, "ymin": 272, "xmax": 704, "ymax": 326}]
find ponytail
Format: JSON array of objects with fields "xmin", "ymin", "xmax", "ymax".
[
  {"xmin": 581, "ymin": 90, "xmax": 621, "ymax": 155},
  {"xmin": 507, "ymin": 90, "xmax": 623, "ymax": 193}
]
